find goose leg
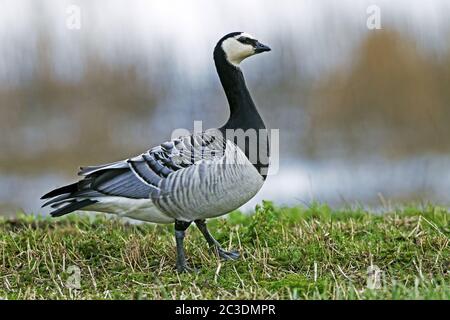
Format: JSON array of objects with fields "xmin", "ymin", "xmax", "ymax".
[
  {"xmin": 175, "ymin": 220, "xmax": 193, "ymax": 272},
  {"xmin": 195, "ymin": 219, "xmax": 240, "ymax": 260}
]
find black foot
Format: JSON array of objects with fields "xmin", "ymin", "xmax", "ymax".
[
  {"xmin": 195, "ymin": 219, "xmax": 240, "ymax": 261},
  {"xmin": 176, "ymin": 263, "xmax": 198, "ymax": 273},
  {"xmin": 214, "ymin": 247, "xmax": 240, "ymax": 260}
]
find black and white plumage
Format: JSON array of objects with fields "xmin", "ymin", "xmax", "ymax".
[{"xmin": 41, "ymin": 32, "xmax": 271, "ymax": 272}]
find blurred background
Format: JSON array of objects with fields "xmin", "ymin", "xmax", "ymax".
[{"xmin": 1, "ymin": 0, "xmax": 450, "ymax": 216}]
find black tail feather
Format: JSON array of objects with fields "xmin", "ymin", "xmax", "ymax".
[
  {"xmin": 41, "ymin": 182, "xmax": 79, "ymax": 199},
  {"xmin": 42, "ymin": 193, "xmax": 78, "ymax": 207},
  {"xmin": 49, "ymin": 199, "xmax": 97, "ymax": 217}
]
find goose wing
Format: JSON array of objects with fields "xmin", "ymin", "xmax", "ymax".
[
  {"xmin": 41, "ymin": 130, "xmax": 229, "ymax": 214},
  {"xmin": 80, "ymin": 130, "xmax": 227, "ymax": 195}
]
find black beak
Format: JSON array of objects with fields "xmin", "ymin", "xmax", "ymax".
[{"xmin": 254, "ymin": 41, "xmax": 271, "ymax": 53}]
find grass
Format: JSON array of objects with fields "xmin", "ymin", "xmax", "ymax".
[{"xmin": 0, "ymin": 201, "xmax": 448, "ymax": 300}]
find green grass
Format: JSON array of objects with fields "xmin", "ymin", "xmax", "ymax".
[{"xmin": 0, "ymin": 202, "xmax": 449, "ymax": 299}]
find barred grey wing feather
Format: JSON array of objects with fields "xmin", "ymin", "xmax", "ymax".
[
  {"xmin": 78, "ymin": 160, "xmax": 128, "ymax": 176},
  {"xmin": 46, "ymin": 131, "xmax": 229, "ymax": 211},
  {"xmin": 91, "ymin": 169, "xmax": 155, "ymax": 199}
]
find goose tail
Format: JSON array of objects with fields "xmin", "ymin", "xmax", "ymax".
[{"xmin": 41, "ymin": 182, "xmax": 98, "ymax": 217}]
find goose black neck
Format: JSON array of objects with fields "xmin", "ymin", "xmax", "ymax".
[
  {"xmin": 214, "ymin": 49, "xmax": 265, "ymax": 131},
  {"xmin": 214, "ymin": 45, "xmax": 269, "ymax": 179}
]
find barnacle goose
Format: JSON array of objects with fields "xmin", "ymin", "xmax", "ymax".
[{"xmin": 41, "ymin": 32, "xmax": 271, "ymax": 272}]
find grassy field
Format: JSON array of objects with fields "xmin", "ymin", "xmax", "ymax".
[{"xmin": 0, "ymin": 202, "xmax": 448, "ymax": 300}]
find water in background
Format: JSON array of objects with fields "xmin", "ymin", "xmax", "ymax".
[
  {"xmin": 1, "ymin": 0, "xmax": 450, "ymax": 216},
  {"xmin": 3, "ymin": 155, "xmax": 450, "ymax": 216}
]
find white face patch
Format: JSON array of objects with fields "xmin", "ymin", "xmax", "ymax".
[{"xmin": 221, "ymin": 33, "xmax": 256, "ymax": 66}]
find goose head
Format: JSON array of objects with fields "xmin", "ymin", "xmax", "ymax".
[{"xmin": 216, "ymin": 32, "xmax": 271, "ymax": 67}]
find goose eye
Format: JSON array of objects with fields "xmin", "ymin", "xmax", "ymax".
[{"xmin": 238, "ymin": 37, "xmax": 251, "ymax": 44}]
